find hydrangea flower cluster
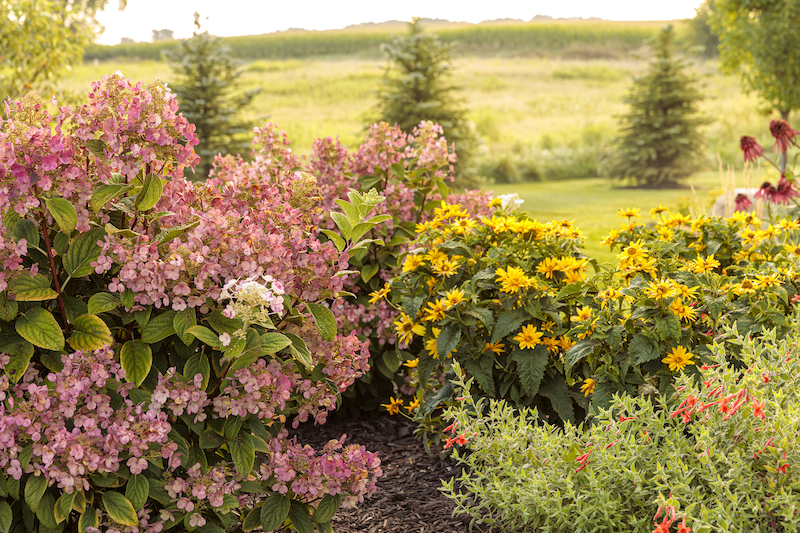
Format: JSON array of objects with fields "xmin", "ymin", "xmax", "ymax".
[
  {"xmin": 260, "ymin": 431, "xmax": 382, "ymax": 508},
  {"xmin": 0, "ymin": 348, "xmax": 174, "ymax": 492},
  {"xmin": 0, "ymin": 74, "xmax": 382, "ymax": 531}
]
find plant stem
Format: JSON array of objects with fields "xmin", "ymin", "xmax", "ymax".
[{"xmin": 36, "ymin": 202, "xmax": 69, "ymax": 326}]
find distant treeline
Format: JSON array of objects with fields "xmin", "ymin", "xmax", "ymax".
[{"xmin": 84, "ymin": 20, "xmax": 666, "ymax": 62}]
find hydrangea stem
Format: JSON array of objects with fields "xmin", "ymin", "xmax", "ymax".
[{"xmin": 35, "ymin": 188, "xmax": 69, "ymax": 327}]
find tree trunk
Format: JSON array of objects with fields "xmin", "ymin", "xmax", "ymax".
[{"xmin": 780, "ymin": 109, "xmax": 791, "ymax": 174}]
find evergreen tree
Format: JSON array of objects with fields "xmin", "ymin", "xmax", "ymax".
[
  {"xmin": 607, "ymin": 26, "xmax": 706, "ymax": 188},
  {"xmin": 375, "ymin": 18, "xmax": 480, "ymax": 188},
  {"xmin": 165, "ymin": 14, "xmax": 261, "ymax": 179}
]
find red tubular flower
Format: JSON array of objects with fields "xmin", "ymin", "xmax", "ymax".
[
  {"xmin": 752, "ymin": 399, "xmax": 766, "ymax": 420},
  {"xmin": 770, "ymin": 119, "xmax": 799, "ymax": 153},
  {"xmin": 740, "ymin": 135, "xmax": 764, "ymax": 162}
]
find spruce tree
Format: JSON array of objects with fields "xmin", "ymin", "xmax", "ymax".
[
  {"xmin": 375, "ymin": 18, "xmax": 479, "ymax": 188},
  {"xmin": 165, "ymin": 14, "xmax": 261, "ymax": 179},
  {"xmin": 607, "ymin": 25, "xmax": 706, "ymax": 188}
]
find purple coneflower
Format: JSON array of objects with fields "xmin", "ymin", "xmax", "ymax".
[
  {"xmin": 734, "ymin": 193, "xmax": 752, "ymax": 212},
  {"xmin": 769, "ymin": 119, "xmax": 799, "ymax": 153},
  {"xmin": 740, "ymin": 136, "xmax": 763, "ymax": 163}
]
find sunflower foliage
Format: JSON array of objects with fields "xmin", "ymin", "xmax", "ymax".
[
  {"xmin": 383, "ymin": 195, "xmax": 593, "ymax": 439},
  {"xmin": 440, "ymin": 317, "xmax": 800, "ymax": 533},
  {"xmin": 572, "ymin": 207, "xmax": 799, "ymax": 412},
  {"xmin": 381, "ymin": 199, "xmax": 800, "ymax": 447}
]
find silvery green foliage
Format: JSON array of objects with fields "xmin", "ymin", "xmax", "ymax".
[{"xmin": 442, "ymin": 315, "xmax": 800, "ymax": 533}]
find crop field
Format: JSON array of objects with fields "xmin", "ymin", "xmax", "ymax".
[{"xmin": 83, "ymin": 19, "xmax": 666, "ymax": 61}]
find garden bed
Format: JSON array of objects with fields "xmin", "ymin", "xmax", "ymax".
[{"xmin": 293, "ymin": 416, "xmax": 486, "ymax": 533}]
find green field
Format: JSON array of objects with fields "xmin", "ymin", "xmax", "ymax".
[
  {"xmin": 62, "ymin": 55, "xmax": 763, "ymax": 169},
  {"xmin": 495, "ymin": 171, "xmax": 731, "ymax": 264},
  {"xmin": 62, "ymin": 20, "xmax": 772, "ymax": 263}
]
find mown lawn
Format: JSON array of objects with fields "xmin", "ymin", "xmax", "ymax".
[{"xmin": 489, "ymin": 171, "xmax": 729, "ymax": 264}]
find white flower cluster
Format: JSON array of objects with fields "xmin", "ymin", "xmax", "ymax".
[
  {"xmin": 217, "ymin": 275, "xmax": 286, "ymax": 345},
  {"xmin": 498, "ymin": 193, "xmax": 524, "ymax": 210}
]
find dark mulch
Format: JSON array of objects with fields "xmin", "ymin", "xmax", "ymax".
[{"xmin": 292, "ymin": 416, "xmax": 488, "ymax": 533}]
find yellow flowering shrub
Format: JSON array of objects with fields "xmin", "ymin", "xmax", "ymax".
[
  {"xmin": 568, "ymin": 207, "xmax": 799, "ymax": 411},
  {"xmin": 386, "ymin": 198, "xmax": 590, "ymax": 424},
  {"xmin": 381, "ymin": 200, "xmax": 800, "ymax": 428}
]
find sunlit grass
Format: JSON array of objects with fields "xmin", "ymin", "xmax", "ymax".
[
  {"xmin": 489, "ymin": 171, "xmax": 727, "ymax": 264},
  {"xmin": 62, "ymin": 55, "xmax": 762, "ymax": 169}
]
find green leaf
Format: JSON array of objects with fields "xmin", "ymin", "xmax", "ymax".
[
  {"xmin": 78, "ymin": 508, "xmax": 98, "ymax": 533},
  {"xmin": 14, "ymin": 219, "xmax": 39, "ymax": 248},
  {"xmin": 101, "ymin": 492, "xmax": 138, "ymax": 527},
  {"xmin": 24, "ymin": 475, "xmax": 47, "ymax": 511},
  {"xmin": 36, "ymin": 492, "xmax": 57, "ymax": 529},
  {"xmin": 360, "ymin": 263, "xmax": 379, "ymax": 284},
  {"xmin": 564, "ymin": 339, "xmax": 599, "ymax": 372},
  {"xmin": 284, "ymin": 332, "xmax": 313, "ymax": 371},
  {"xmin": 307, "ymin": 303, "xmax": 336, "ymax": 342},
  {"xmin": 141, "ymin": 310, "xmax": 176, "ymax": 343},
  {"xmin": 288, "ymin": 501, "xmax": 314, "ymax": 533},
  {"xmin": 63, "ymin": 229, "xmax": 105, "ymax": 278},
  {"xmin": 120, "ymin": 340, "xmax": 153, "ymax": 387},
  {"xmin": 199, "ymin": 429, "xmax": 225, "ymax": 449},
  {"xmin": 9, "ymin": 274, "xmax": 57, "ymax": 301},
  {"xmin": 147, "ymin": 479, "xmax": 171, "ymax": 506},
  {"xmin": 185, "ymin": 325, "xmax": 221, "ymax": 349},
  {"xmin": 85, "ymin": 139, "xmax": 107, "ymax": 158},
  {"xmin": 87, "ymin": 292, "xmax": 120, "ymax": 315},
  {"xmin": 54, "ymin": 491, "xmax": 75, "ymax": 524},
  {"xmin": 260, "ymin": 493, "xmax": 291, "ymax": 531},
  {"xmin": 260, "ymin": 332, "xmax": 292, "ymax": 354},
  {"xmin": 90, "ymin": 184, "xmax": 127, "ymax": 213},
  {"xmin": 539, "ymin": 376, "xmax": 575, "ymax": 423},
  {"xmin": 184, "ymin": 353, "xmax": 210, "ymax": 390},
  {"xmin": 465, "ymin": 307, "xmax": 494, "ymax": 331},
  {"xmin": 173, "ymin": 308, "xmax": 197, "ymax": 346},
  {"xmin": 16, "ymin": 308, "xmax": 64, "ymax": 351},
  {"xmin": 45, "ymin": 198, "xmax": 78, "ymax": 234},
  {"xmin": 334, "ymin": 198, "xmax": 360, "ymax": 222},
  {"xmin": 1, "ymin": 336, "xmax": 34, "ymax": 383},
  {"xmin": 0, "ymin": 293, "xmax": 18, "ymax": 322},
  {"xmin": 463, "ymin": 357, "xmax": 496, "ymax": 396},
  {"xmin": 511, "ymin": 346, "xmax": 548, "ymax": 398},
  {"xmin": 0, "ymin": 501, "xmax": 12, "ymax": 533},
  {"xmin": 207, "ymin": 310, "xmax": 242, "ymax": 334},
  {"xmin": 242, "ymin": 509, "xmax": 261, "ymax": 531},
  {"xmin": 319, "ymin": 230, "xmax": 345, "ymax": 252},
  {"xmin": 491, "ymin": 309, "xmax": 528, "ymax": 344},
  {"xmin": 155, "ymin": 220, "xmax": 200, "ymax": 246},
  {"xmin": 68, "ymin": 314, "xmax": 113, "ymax": 351},
  {"xmin": 120, "ymin": 289, "xmax": 135, "ymax": 310},
  {"xmin": 125, "ymin": 474, "xmax": 149, "ymax": 511},
  {"xmin": 316, "ymin": 522, "xmax": 334, "ymax": 533},
  {"xmin": 313, "ymin": 495, "xmax": 341, "ymax": 524},
  {"xmin": 229, "ymin": 432, "xmax": 255, "ymax": 477},
  {"xmin": 134, "ymin": 174, "xmax": 164, "ymax": 212},
  {"xmin": 628, "ymin": 333, "xmax": 661, "ymax": 365},
  {"xmin": 437, "ymin": 326, "xmax": 461, "ymax": 359},
  {"xmin": 330, "ymin": 212, "xmax": 352, "ymax": 239}
]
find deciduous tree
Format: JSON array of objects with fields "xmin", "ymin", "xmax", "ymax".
[{"xmin": 710, "ymin": 0, "xmax": 800, "ymax": 120}]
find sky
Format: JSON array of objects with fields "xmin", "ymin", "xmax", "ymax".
[{"xmin": 95, "ymin": 0, "xmax": 705, "ymax": 45}]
